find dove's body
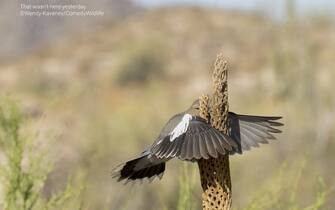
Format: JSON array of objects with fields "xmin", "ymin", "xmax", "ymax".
[{"xmin": 112, "ymin": 101, "xmax": 283, "ymax": 183}]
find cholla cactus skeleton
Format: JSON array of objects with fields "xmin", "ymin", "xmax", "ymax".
[{"xmin": 197, "ymin": 54, "xmax": 232, "ymax": 210}]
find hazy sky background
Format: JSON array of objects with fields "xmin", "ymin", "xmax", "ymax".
[
  {"xmin": 1, "ymin": 0, "xmax": 334, "ymax": 59},
  {"xmin": 135, "ymin": 0, "xmax": 335, "ymax": 20}
]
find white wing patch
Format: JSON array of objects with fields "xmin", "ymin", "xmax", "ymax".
[{"xmin": 169, "ymin": 114, "xmax": 192, "ymax": 141}]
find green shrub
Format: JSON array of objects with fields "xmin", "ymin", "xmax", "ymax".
[
  {"xmin": 177, "ymin": 164, "xmax": 195, "ymax": 210},
  {"xmin": 0, "ymin": 97, "xmax": 84, "ymax": 210},
  {"xmin": 243, "ymin": 161, "xmax": 330, "ymax": 210}
]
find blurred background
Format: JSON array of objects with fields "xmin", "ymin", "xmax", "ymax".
[{"xmin": 0, "ymin": 0, "xmax": 334, "ymax": 209}]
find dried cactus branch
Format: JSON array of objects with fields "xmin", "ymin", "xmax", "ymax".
[{"xmin": 198, "ymin": 53, "xmax": 232, "ymax": 210}]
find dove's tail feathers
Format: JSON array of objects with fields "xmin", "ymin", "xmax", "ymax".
[{"xmin": 112, "ymin": 156, "xmax": 165, "ymax": 184}]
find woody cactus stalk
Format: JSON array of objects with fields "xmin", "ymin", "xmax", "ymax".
[{"xmin": 198, "ymin": 54, "xmax": 232, "ymax": 210}]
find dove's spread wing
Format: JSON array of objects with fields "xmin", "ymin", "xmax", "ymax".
[
  {"xmin": 150, "ymin": 114, "xmax": 237, "ymax": 160},
  {"xmin": 228, "ymin": 112, "xmax": 283, "ymax": 154}
]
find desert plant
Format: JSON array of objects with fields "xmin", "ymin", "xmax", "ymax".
[
  {"xmin": 177, "ymin": 163, "xmax": 195, "ymax": 210},
  {"xmin": 243, "ymin": 161, "xmax": 331, "ymax": 210},
  {"xmin": 0, "ymin": 97, "xmax": 84, "ymax": 210}
]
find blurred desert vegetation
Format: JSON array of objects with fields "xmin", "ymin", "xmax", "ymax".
[{"xmin": 0, "ymin": 0, "xmax": 334, "ymax": 209}]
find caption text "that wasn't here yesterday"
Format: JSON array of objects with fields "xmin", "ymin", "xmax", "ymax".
[{"xmin": 20, "ymin": 4, "xmax": 104, "ymax": 17}]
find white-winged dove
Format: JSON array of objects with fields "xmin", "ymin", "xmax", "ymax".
[{"xmin": 112, "ymin": 99, "xmax": 283, "ymax": 183}]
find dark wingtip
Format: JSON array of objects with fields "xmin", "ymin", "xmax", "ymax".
[
  {"xmin": 267, "ymin": 116, "xmax": 284, "ymax": 127},
  {"xmin": 268, "ymin": 120, "xmax": 284, "ymax": 127},
  {"xmin": 268, "ymin": 116, "xmax": 283, "ymax": 120}
]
